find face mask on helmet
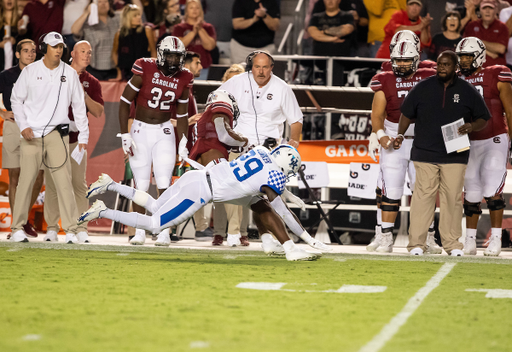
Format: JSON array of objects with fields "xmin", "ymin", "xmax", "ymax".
[
  {"xmin": 390, "ymin": 40, "xmax": 420, "ymax": 77},
  {"xmin": 456, "ymin": 37, "xmax": 486, "ymax": 76},
  {"xmin": 270, "ymin": 145, "xmax": 302, "ymax": 180}
]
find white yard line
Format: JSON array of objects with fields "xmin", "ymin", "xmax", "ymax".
[{"xmin": 358, "ymin": 262, "xmax": 456, "ymax": 352}]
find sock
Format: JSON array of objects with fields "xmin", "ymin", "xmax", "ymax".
[
  {"xmin": 282, "ymin": 240, "xmax": 296, "ymax": 252},
  {"xmin": 466, "ymin": 228, "xmax": 477, "ymax": 239},
  {"xmin": 261, "ymin": 233, "xmax": 274, "ymax": 243},
  {"xmin": 376, "ymin": 208, "xmax": 382, "ymax": 226},
  {"xmin": 298, "ymin": 231, "xmax": 313, "ymax": 244},
  {"xmin": 491, "ymin": 228, "xmax": 502, "ymax": 238},
  {"xmin": 103, "ymin": 209, "xmax": 154, "ymax": 232},
  {"xmin": 108, "ymin": 182, "xmax": 157, "ymax": 213},
  {"xmin": 382, "ymin": 221, "xmax": 394, "ymax": 232}
]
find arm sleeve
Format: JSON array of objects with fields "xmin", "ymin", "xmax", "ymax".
[
  {"xmin": 214, "ymin": 117, "xmax": 245, "ymax": 146},
  {"xmin": 11, "ymin": 68, "xmax": 30, "ymax": 132},
  {"xmin": 70, "ymin": 69, "xmax": 89, "ymax": 143},
  {"xmin": 270, "ymin": 196, "xmax": 304, "ymax": 236},
  {"xmin": 281, "ymin": 85, "xmax": 303, "ymax": 125}
]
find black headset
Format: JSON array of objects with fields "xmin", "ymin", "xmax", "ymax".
[
  {"xmin": 245, "ymin": 50, "xmax": 275, "ymax": 72},
  {"xmin": 38, "ymin": 32, "xmax": 68, "ymax": 55}
]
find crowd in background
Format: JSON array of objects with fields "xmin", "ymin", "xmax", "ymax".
[{"xmin": 3, "ymin": 0, "xmax": 512, "ymax": 78}]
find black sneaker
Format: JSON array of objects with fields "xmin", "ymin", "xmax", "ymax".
[{"xmin": 195, "ymin": 227, "xmax": 214, "ymax": 241}]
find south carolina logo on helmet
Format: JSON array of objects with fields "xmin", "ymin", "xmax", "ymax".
[
  {"xmin": 206, "ymin": 89, "xmax": 240, "ymax": 122},
  {"xmin": 390, "ymin": 39, "xmax": 420, "ymax": 77},
  {"xmin": 157, "ymin": 36, "xmax": 186, "ymax": 75},
  {"xmin": 270, "ymin": 145, "xmax": 301, "ymax": 180},
  {"xmin": 456, "ymin": 37, "xmax": 486, "ymax": 76},
  {"xmin": 389, "ymin": 30, "xmax": 420, "ymax": 54}
]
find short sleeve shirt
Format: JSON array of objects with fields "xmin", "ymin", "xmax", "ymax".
[
  {"xmin": 231, "ymin": 0, "xmax": 280, "ymax": 48},
  {"xmin": 309, "ymin": 10, "xmax": 355, "ymax": 56},
  {"xmin": 464, "ymin": 19, "xmax": 509, "ymax": 67},
  {"xmin": 22, "ymin": 0, "xmax": 65, "ymax": 42},
  {"xmin": 172, "ymin": 22, "xmax": 217, "ymax": 68}
]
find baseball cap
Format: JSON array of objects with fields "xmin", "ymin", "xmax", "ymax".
[
  {"xmin": 480, "ymin": 0, "xmax": 496, "ymax": 8},
  {"xmin": 407, "ymin": 0, "xmax": 422, "ymax": 5},
  {"xmin": 43, "ymin": 32, "xmax": 65, "ymax": 47}
]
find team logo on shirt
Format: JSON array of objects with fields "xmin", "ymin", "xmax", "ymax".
[
  {"xmin": 83, "ymin": 81, "xmax": 89, "ymax": 88},
  {"xmin": 493, "ymin": 137, "xmax": 501, "ymax": 143},
  {"xmin": 267, "ymin": 94, "xmax": 273, "ymax": 100},
  {"xmin": 453, "ymin": 94, "xmax": 460, "ymax": 103},
  {"xmin": 61, "ymin": 76, "xmax": 66, "ymax": 82},
  {"xmin": 154, "ymin": 72, "xmax": 160, "ymax": 79},
  {"xmin": 396, "ymin": 77, "xmax": 402, "ymax": 83}
]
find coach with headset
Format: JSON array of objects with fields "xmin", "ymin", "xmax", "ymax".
[
  {"xmin": 220, "ymin": 51, "xmax": 303, "ymax": 148},
  {"xmin": 10, "ymin": 32, "xmax": 89, "ymax": 243}
]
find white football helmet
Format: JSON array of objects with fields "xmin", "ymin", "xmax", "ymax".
[
  {"xmin": 206, "ymin": 89, "xmax": 240, "ymax": 121},
  {"xmin": 389, "ymin": 30, "xmax": 420, "ymax": 53},
  {"xmin": 270, "ymin": 145, "xmax": 301, "ymax": 179},
  {"xmin": 390, "ymin": 39, "xmax": 420, "ymax": 77},
  {"xmin": 157, "ymin": 36, "xmax": 186, "ymax": 74},
  {"xmin": 456, "ymin": 37, "xmax": 486, "ymax": 75}
]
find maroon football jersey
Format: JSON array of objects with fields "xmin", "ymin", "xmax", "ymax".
[
  {"xmin": 189, "ymin": 101, "xmax": 235, "ymax": 161},
  {"xmin": 460, "ymin": 65, "xmax": 512, "ymax": 140},
  {"xmin": 370, "ymin": 67, "xmax": 436, "ymax": 123},
  {"xmin": 131, "ymin": 58, "xmax": 194, "ymax": 113},
  {"xmin": 380, "ymin": 59, "xmax": 436, "ymax": 72}
]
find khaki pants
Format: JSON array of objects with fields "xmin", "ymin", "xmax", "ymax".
[
  {"xmin": 193, "ymin": 207, "xmax": 209, "ymax": 232},
  {"xmin": 408, "ymin": 162, "xmax": 466, "ymax": 254},
  {"xmin": 45, "ymin": 141, "xmax": 88, "ymax": 233},
  {"xmin": 12, "ymin": 131, "xmax": 79, "ymax": 234}
]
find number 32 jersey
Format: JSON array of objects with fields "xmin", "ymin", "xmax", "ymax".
[
  {"xmin": 131, "ymin": 58, "xmax": 194, "ymax": 113},
  {"xmin": 370, "ymin": 68, "xmax": 436, "ymax": 123},
  {"xmin": 208, "ymin": 146, "xmax": 287, "ymax": 205}
]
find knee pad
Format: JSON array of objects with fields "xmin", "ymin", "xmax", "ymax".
[
  {"xmin": 485, "ymin": 195, "xmax": 506, "ymax": 211},
  {"xmin": 463, "ymin": 200, "xmax": 482, "ymax": 217},
  {"xmin": 381, "ymin": 195, "xmax": 400, "ymax": 212}
]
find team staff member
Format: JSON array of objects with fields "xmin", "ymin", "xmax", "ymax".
[
  {"xmin": 44, "ymin": 40, "xmax": 104, "ymax": 243},
  {"xmin": 456, "ymin": 37, "xmax": 512, "ymax": 257},
  {"xmin": 394, "ymin": 51, "xmax": 490, "ymax": 256},
  {"xmin": 10, "ymin": 32, "xmax": 89, "ymax": 243},
  {"xmin": 0, "ymin": 39, "xmax": 44, "ymax": 240}
]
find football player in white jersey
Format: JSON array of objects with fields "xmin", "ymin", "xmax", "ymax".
[{"xmin": 79, "ymin": 145, "xmax": 332, "ymax": 261}]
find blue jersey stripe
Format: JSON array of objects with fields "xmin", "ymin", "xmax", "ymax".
[{"xmin": 160, "ymin": 199, "xmax": 195, "ymax": 226}]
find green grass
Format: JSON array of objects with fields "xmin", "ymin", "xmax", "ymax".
[{"xmin": 0, "ymin": 243, "xmax": 511, "ymax": 352}]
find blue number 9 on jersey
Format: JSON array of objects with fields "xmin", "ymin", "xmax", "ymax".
[{"xmin": 230, "ymin": 150, "xmax": 264, "ymax": 181}]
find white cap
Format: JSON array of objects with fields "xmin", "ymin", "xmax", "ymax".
[{"xmin": 43, "ymin": 32, "xmax": 65, "ymax": 47}]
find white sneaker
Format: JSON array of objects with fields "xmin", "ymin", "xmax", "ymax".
[
  {"xmin": 367, "ymin": 226, "xmax": 382, "ymax": 252},
  {"xmin": 76, "ymin": 231, "xmax": 90, "ymax": 243},
  {"xmin": 86, "ymin": 173, "xmax": 113, "ymax": 198},
  {"xmin": 130, "ymin": 229, "xmax": 146, "ymax": 245},
  {"xmin": 285, "ymin": 247, "xmax": 321, "ymax": 261},
  {"xmin": 10, "ymin": 230, "xmax": 28, "ymax": 242},
  {"xmin": 410, "ymin": 247, "xmax": 424, "ymax": 256},
  {"xmin": 306, "ymin": 238, "xmax": 333, "ymax": 252},
  {"xmin": 261, "ymin": 239, "xmax": 285, "ymax": 256},
  {"xmin": 426, "ymin": 231, "xmax": 442, "ymax": 254},
  {"xmin": 463, "ymin": 236, "xmax": 477, "ymax": 255},
  {"xmin": 451, "ymin": 249, "xmax": 464, "ymax": 256},
  {"xmin": 376, "ymin": 232, "xmax": 393, "ymax": 253},
  {"xmin": 43, "ymin": 230, "xmax": 59, "ymax": 242},
  {"xmin": 155, "ymin": 228, "xmax": 171, "ymax": 247},
  {"xmin": 227, "ymin": 233, "xmax": 241, "ymax": 247},
  {"xmin": 484, "ymin": 235, "xmax": 502, "ymax": 257},
  {"xmin": 78, "ymin": 200, "xmax": 107, "ymax": 225},
  {"xmin": 65, "ymin": 233, "xmax": 78, "ymax": 244}
]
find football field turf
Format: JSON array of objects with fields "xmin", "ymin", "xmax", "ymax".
[{"xmin": 1, "ymin": 242, "xmax": 511, "ymax": 352}]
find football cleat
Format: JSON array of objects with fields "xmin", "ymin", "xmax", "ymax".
[
  {"xmin": 86, "ymin": 173, "xmax": 113, "ymax": 198},
  {"xmin": 261, "ymin": 239, "xmax": 285, "ymax": 256},
  {"xmin": 78, "ymin": 200, "xmax": 107, "ymax": 225},
  {"xmin": 307, "ymin": 238, "xmax": 333, "ymax": 252},
  {"xmin": 367, "ymin": 226, "xmax": 382, "ymax": 252},
  {"xmin": 285, "ymin": 247, "xmax": 321, "ymax": 261},
  {"xmin": 155, "ymin": 228, "xmax": 171, "ymax": 247},
  {"xmin": 484, "ymin": 235, "xmax": 501, "ymax": 257},
  {"xmin": 464, "ymin": 236, "xmax": 477, "ymax": 256},
  {"xmin": 376, "ymin": 232, "xmax": 393, "ymax": 253},
  {"xmin": 130, "ymin": 229, "xmax": 146, "ymax": 245}
]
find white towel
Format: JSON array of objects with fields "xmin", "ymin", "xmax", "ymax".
[
  {"xmin": 88, "ymin": 3, "xmax": 99, "ymax": 26},
  {"xmin": 4, "ymin": 40, "xmax": 13, "ymax": 70}
]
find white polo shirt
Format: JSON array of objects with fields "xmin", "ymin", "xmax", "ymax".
[
  {"xmin": 11, "ymin": 59, "xmax": 89, "ymax": 144},
  {"xmin": 220, "ymin": 72, "xmax": 303, "ymax": 146}
]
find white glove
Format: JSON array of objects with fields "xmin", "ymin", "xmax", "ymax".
[
  {"xmin": 120, "ymin": 133, "xmax": 136, "ymax": 156},
  {"xmin": 178, "ymin": 135, "xmax": 189, "ymax": 161},
  {"xmin": 368, "ymin": 132, "xmax": 380, "ymax": 162},
  {"xmin": 282, "ymin": 189, "xmax": 306, "ymax": 211}
]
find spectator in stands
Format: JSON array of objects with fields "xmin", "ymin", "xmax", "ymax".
[
  {"xmin": 62, "ymin": 0, "xmax": 89, "ymax": 51},
  {"xmin": 364, "ymin": 0, "xmax": 406, "ymax": 58},
  {"xmin": 203, "ymin": 0, "xmax": 236, "ymax": 63},
  {"xmin": 230, "ymin": 0, "xmax": 280, "ymax": 65},
  {"xmin": 156, "ymin": 0, "xmax": 182, "ymax": 44},
  {"xmin": 222, "ymin": 63, "xmax": 245, "ymax": 81},
  {"xmin": 464, "ymin": 0, "xmax": 509, "ymax": 67},
  {"xmin": 307, "ymin": 0, "xmax": 356, "ymax": 57},
  {"xmin": 0, "ymin": 0, "xmax": 20, "ymax": 70},
  {"xmin": 376, "ymin": 0, "xmax": 432, "ymax": 59},
  {"xmin": 420, "ymin": 0, "xmax": 464, "ymax": 36},
  {"xmin": 173, "ymin": 0, "xmax": 216, "ymax": 80},
  {"xmin": 428, "ymin": 11, "xmax": 463, "ymax": 61},
  {"xmin": 311, "ymin": 0, "xmax": 370, "ymax": 57},
  {"xmin": 499, "ymin": 0, "xmax": 512, "ymax": 70},
  {"xmin": 72, "ymin": 0, "xmax": 120, "ymax": 80},
  {"xmin": 112, "ymin": 4, "xmax": 157, "ymax": 81},
  {"xmin": 19, "ymin": 0, "xmax": 65, "ymax": 44}
]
